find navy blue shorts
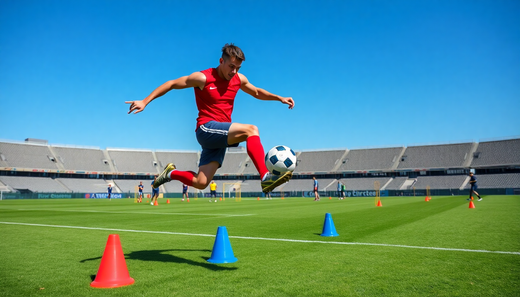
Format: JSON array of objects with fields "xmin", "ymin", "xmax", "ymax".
[
  {"xmin": 471, "ymin": 185, "xmax": 478, "ymax": 191},
  {"xmin": 196, "ymin": 121, "xmax": 239, "ymax": 167}
]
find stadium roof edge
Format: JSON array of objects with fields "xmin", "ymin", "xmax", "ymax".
[
  {"xmin": 0, "ymin": 139, "xmax": 48, "ymax": 146},
  {"xmin": 106, "ymin": 147, "xmax": 155, "ymax": 152},
  {"xmin": 299, "ymin": 148, "xmax": 348, "ymax": 152},
  {"xmin": 405, "ymin": 139, "xmax": 476, "ymax": 147},
  {"xmin": 51, "ymin": 144, "xmax": 101, "ymax": 150},
  {"xmin": 478, "ymin": 135, "xmax": 520, "ymax": 143}
]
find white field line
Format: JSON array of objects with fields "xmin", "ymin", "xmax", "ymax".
[
  {"xmin": 1, "ymin": 221, "xmax": 519, "ymax": 256},
  {"xmin": 9, "ymin": 208, "xmax": 254, "ymax": 217}
]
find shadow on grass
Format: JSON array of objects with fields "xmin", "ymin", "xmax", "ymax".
[{"xmin": 81, "ymin": 249, "xmax": 237, "ymax": 271}]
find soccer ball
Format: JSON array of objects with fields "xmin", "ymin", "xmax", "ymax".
[{"xmin": 265, "ymin": 145, "xmax": 296, "ymax": 175}]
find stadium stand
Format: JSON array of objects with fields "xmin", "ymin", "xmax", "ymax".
[
  {"xmin": 397, "ymin": 143, "xmax": 474, "ymax": 169},
  {"xmin": 384, "ymin": 177, "xmax": 409, "ymax": 190},
  {"xmin": 1, "ymin": 138, "xmax": 519, "ymax": 194},
  {"xmin": 0, "ymin": 141, "xmax": 59, "ymax": 170},
  {"xmin": 466, "ymin": 173, "xmax": 520, "ymax": 189},
  {"xmin": 113, "ymin": 179, "xmax": 152, "ymax": 194},
  {"xmin": 56, "ymin": 178, "xmax": 110, "ymax": 193},
  {"xmin": 217, "ymin": 151, "xmax": 249, "ymax": 174},
  {"xmin": 0, "ymin": 176, "xmax": 68, "ymax": 192},
  {"xmin": 281, "ymin": 178, "xmax": 338, "ymax": 192},
  {"xmin": 470, "ymin": 139, "xmax": 520, "ymax": 167},
  {"xmin": 107, "ymin": 149, "xmax": 158, "ymax": 173},
  {"xmin": 155, "ymin": 151, "xmax": 200, "ymax": 173},
  {"xmin": 52, "ymin": 146, "xmax": 111, "ymax": 172},
  {"xmin": 339, "ymin": 177, "xmax": 392, "ymax": 191},
  {"xmin": 337, "ymin": 147, "xmax": 404, "ymax": 171},
  {"xmin": 293, "ymin": 150, "xmax": 346, "ymax": 173},
  {"xmin": 411, "ymin": 175, "xmax": 467, "ymax": 190}
]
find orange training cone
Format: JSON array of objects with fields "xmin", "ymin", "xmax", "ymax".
[
  {"xmin": 154, "ymin": 200, "xmax": 158, "ymax": 206},
  {"xmin": 257, "ymin": 197, "xmax": 260, "ymax": 200},
  {"xmin": 166, "ymin": 199, "xmax": 170, "ymax": 204},
  {"xmin": 329, "ymin": 196, "xmax": 332, "ymax": 200},
  {"xmin": 469, "ymin": 201, "xmax": 475, "ymax": 209},
  {"xmin": 376, "ymin": 200, "xmax": 382, "ymax": 207},
  {"xmin": 90, "ymin": 234, "xmax": 134, "ymax": 288},
  {"xmin": 187, "ymin": 198, "xmax": 190, "ymax": 202},
  {"xmin": 425, "ymin": 197, "xmax": 429, "ymax": 202}
]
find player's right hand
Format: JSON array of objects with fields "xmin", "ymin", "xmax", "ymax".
[{"xmin": 126, "ymin": 100, "xmax": 146, "ymax": 114}]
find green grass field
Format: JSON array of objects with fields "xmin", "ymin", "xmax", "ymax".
[{"xmin": 1, "ymin": 195, "xmax": 519, "ymax": 296}]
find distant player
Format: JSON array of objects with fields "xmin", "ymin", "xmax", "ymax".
[
  {"xmin": 266, "ymin": 191, "xmax": 272, "ymax": 200},
  {"xmin": 126, "ymin": 43, "xmax": 294, "ymax": 195},
  {"xmin": 107, "ymin": 184, "xmax": 112, "ymax": 200},
  {"xmin": 182, "ymin": 184, "xmax": 189, "ymax": 201},
  {"xmin": 138, "ymin": 181, "xmax": 144, "ymax": 203},
  {"xmin": 209, "ymin": 180, "xmax": 217, "ymax": 202},
  {"xmin": 468, "ymin": 172, "xmax": 482, "ymax": 201},
  {"xmin": 313, "ymin": 177, "xmax": 320, "ymax": 201},
  {"xmin": 338, "ymin": 181, "xmax": 346, "ymax": 200},
  {"xmin": 151, "ymin": 176, "xmax": 160, "ymax": 205}
]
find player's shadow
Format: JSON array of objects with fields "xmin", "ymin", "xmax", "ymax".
[{"xmin": 80, "ymin": 249, "xmax": 237, "ymax": 271}]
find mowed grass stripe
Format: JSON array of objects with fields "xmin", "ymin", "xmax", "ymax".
[
  {"xmin": 1, "ymin": 221, "xmax": 519, "ymax": 255},
  {"xmin": 7, "ymin": 208, "xmax": 254, "ymax": 217}
]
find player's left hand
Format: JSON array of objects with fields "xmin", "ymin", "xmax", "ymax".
[
  {"xmin": 126, "ymin": 100, "xmax": 146, "ymax": 114},
  {"xmin": 281, "ymin": 97, "xmax": 294, "ymax": 109}
]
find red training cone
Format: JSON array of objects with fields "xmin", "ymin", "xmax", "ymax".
[
  {"xmin": 90, "ymin": 234, "xmax": 134, "ymax": 288},
  {"xmin": 376, "ymin": 200, "xmax": 382, "ymax": 207},
  {"xmin": 425, "ymin": 197, "xmax": 429, "ymax": 202},
  {"xmin": 187, "ymin": 198, "xmax": 190, "ymax": 202},
  {"xmin": 166, "ymin": 199, "xmax": 170, "ymax": 204},
  {"xmin": 469, "ymin": 201, "xmax": 475, "ymax": 209},
  {"xmin": 154, "ymin": 200, "xmax": 158, "ymax": 206}
]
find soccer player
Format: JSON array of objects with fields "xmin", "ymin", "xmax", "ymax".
[
  {"xmin": 138, "ymin": 181, "xmax": 144, "ymax": 203},
  {"xmin": 126, "ymin": 43, "xmax": 294, "ymax": 194},
  {"xmin": 182, "ymin": 184, "xmax": 189, "ymax": 202},
  {"xmin": 468, "ymin": 172, "xmax": 482, "ymax": 201},
  {"xmin": 107, "ymin": 184, "xmax": 112, "ymax": 200},
  {"xmin": 313, "ymin": 177, "xmax": 320, "ymax": 201},
  {"xmin": 151, "ymin": 176, "xmax": 160, "ymax": 205},
  {"xmin": 209, "ymin": 180, "xmax": 217, "ymax": 203},
  {"xmin": 340, "ymin": 183, "xmax": 346, "ymax": 200}
]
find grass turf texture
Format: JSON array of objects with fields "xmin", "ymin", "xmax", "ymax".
[{"xmin": 0, "ymin": 195, "xmax": 519, "ymax": 296}]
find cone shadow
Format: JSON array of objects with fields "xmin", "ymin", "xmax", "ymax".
[{"xmin": 81, "ymin": 249, "xmax": 237, "ymax": 271}]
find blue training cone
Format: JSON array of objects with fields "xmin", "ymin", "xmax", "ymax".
[
  {"xmin": 207, "ymin": 226, "xmax": 238, "ymax": 264},
  {"xmin": 320, "ymin": 213, "xmax": 339, "ymax": 237}
]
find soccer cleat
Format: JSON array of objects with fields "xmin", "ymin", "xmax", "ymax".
[
  {"xmin": 261, "ymin": 171, "xmax": 292, "ymax": 193},
  {"xmin": 478, "ymin": 198, "xmax": 482, "ymax": 201},
  {"xmin": 153, "ymin": 163, "xmax": 176, "ymax": 189}
]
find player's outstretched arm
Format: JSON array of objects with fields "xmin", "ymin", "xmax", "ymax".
[
  {"xmin": 126, "ymin": 72, "xmax": 206, "ymax": 114},
  {"xmin": 238, "ymin": 73, "xmax": 294, "ymax": 109}
]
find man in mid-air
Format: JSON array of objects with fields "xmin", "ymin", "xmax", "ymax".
[{"xmin": 126, "ymin": 44, "xmax": 294, "ymax": 194}]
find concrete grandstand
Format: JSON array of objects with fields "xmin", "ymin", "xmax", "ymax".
[{"xmin": 0, "ymin": 137, "xmax": 518, "ymax": 197}]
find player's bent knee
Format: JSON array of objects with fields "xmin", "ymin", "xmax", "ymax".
[
  {"xmin": 192, "ymin": 179, "xmax": 211, "ymax": 190},
  {"xmin": 248, "ymin": 125, "xmax": 259, "ymax": 136}
]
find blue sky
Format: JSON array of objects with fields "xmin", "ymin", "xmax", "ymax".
[{"xmin": 1, "ymin": 0, "xmax": 519, "ymax": 152}]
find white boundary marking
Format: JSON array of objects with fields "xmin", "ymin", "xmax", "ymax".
[{"xmin": 1, "ymin": 221, "xmax": 519, "ymax": 255}]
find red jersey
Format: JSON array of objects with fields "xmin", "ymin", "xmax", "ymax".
[{"xmin": 194, "ymin": 68, "xmax": 241, "ymax": 129}]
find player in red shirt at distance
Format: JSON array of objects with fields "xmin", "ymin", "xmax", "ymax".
[{"xmin": 126, "ymin": 43, "xmax": 294, "ymax": 193}]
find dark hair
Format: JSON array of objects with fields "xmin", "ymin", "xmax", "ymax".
[{"xmin": 222, "ymin": 43, "xmax": 245, "ymax": 62}]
